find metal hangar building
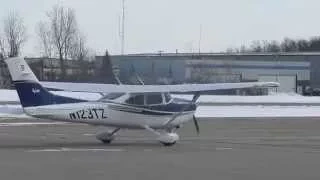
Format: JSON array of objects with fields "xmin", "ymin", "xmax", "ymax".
[{"xmin": 106, "ymin": 52, "xmax": 317, "ymax": 94}]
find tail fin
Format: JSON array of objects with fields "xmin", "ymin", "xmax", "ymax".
[{"xmin": 5, "ymin": 57, "xmax": 86, "ymax": 107}]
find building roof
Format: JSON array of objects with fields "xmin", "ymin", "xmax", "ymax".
[{"xmin": 116, "ymin": 52, "xmax": 320, "ymax": 57}]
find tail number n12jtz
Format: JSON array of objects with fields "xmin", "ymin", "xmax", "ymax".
[{"xmin": 69, "ymin": 109, "xmax": 107, "ymax": 120}]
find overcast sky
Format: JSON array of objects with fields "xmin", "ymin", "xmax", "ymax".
[{"xmin": 1, "ymin": 0, "xmax": 320, "ymax": 56}]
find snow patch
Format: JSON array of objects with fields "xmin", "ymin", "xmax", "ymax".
[{"xmin": 196, "ymin": 106, "xmax": 320, "ymax": 118}]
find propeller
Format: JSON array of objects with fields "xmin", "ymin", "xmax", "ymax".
[
  {"xmin": 164, "ymin": 92, "xmax": 200, "ymax": 135},
  {"xmin": 193, "ymin": 114, "xmax": 200, "ymax": 135},
  {"xmin": 191, "ymin": 92, "xmax": 200, "ymax": 135}
]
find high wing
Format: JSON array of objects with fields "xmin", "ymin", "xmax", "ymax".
[{"xmin": 41, "ymin": 81, "xmax": 279, "ymax": 93}]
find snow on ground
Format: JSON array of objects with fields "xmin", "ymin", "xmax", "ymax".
[
  {"xmin": 0, "ymin": 90, "xmax": 20, "ymax": 102},
  {"xmin": 174, "ymin": 93, "xmax": 320, "ymax": 104},
  {"xmin": 196, "ymin": 106, "xmax": 320, "ymax": 118},
  {"xmin": 0, "ymin": 104, "xmax": 320, "ymax": 119},
  {"xmin": 0, "ymin": 105, "xmax": 23, "ymax": 114},
  {"xmin": 0, "ymin": 113, "xmax": 31, "ymax": 119},
  {"xmin": 0, "ymin": 104, "xmax": 29, "ymax": 119}
]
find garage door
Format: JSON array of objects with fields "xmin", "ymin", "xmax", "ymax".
[{"xmin": 259, "ymin": 75, "xmax": 297, "ymax": 93}]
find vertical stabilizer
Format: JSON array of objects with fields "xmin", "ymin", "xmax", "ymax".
[
  {"xmin": 5, "ymin": 57, "xmax": 39, "ymax": 82},
  {"xmin": 5, "ymin": 57, "xmax": 86, "ymax": 107}
]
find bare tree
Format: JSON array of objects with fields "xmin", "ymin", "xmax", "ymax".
[
  {"xmin": 225, "ymin": 47, "xmax": 234, "ymax": 53},
  {"xmin": 68, "ymin": 33, "xmax": 90, "ymax": 80},
  {"xmin": 265, "ymin": 40, "xmax": 281, "ymax": 52},
  {"xmin": 47, "ymin": 5, "xmax": 78, "ymax": 78},
  {"xmin": 280, "ymin": 38, "xmax": 298, "ymax": 52},
  {"xmin": 69, "ymin": 33, "xmax": 88, "ymax": 61},
  {"xmin": 250, "ymin": 40, "xmax": 262, "ymax": 52},
  {"xmin": 240, "ymin": 45, "xmax": 246, "ymax": 53},
  {"xmin": 3, "ymin": 12, "xmax": 27, "ymax": 57},
  {"xmin": 36, "ymin": 21, "xmax": 53, "ymax": 58},
  {"xmin": 296, "ymin": 39, "xmax": 309, "ymax": 51},
  {"xmin": 0, "ymin": 36, "xmax": 5, "ymax": 56}
]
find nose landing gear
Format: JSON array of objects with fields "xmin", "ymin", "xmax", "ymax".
[
  {"xmin": 144, "ymin": 125, "xmax": 180, "ymax": 146},
  {"xmin": 158, "ymin": 133, "xmax": 179, "ymax": 146}
]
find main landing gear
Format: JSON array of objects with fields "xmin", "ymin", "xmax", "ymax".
[
  {"xmin": 96, "ymin": 126, "xmax": 179, "ymax": 146},
  {"xmin": 96, "ymin": 128, "xmax": 120, "ymax": 144}
]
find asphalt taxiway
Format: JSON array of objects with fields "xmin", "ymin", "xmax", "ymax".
[{"xmin": 0, "ymin": 118, "xmax": 320, "ymax": 180}]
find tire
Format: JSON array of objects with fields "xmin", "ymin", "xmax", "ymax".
[
  {"xmin": 100, "ymin": 139, "xmax": 112, "ymax": 144},
  {"xmin": 161, "ymin": 141, "xmax": 176, "ymax": 146}
]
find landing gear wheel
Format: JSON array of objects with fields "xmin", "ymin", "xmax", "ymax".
[
  {"xmin": 161, "ymin": 141, "xmax": 176, "ymax": 146},
  {"xmin": 158, "ymin": 133, "xmax": 179, "ymax": 146},
  {"xmin": 143, "ymin": 125, "xmax": 180, "ymax": 146},
  {"xmin": 96, "ymin": 128, "xmax": 120, "ymax": 144},
  {"xmin": 100, "ymin": 139, "xmax": 112, "ymax": 144},
  {"xmin": 96, "ymin": 135, "xmax": 115, "ymax": 144}
]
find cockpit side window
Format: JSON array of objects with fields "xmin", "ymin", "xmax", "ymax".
[
  {"xmin": 126, "ymin": 94, "xmax": 145, "ymax": 105},
  {"xmin": 146, "ymin": 93, "xmax": 163, "ymax": 105}
]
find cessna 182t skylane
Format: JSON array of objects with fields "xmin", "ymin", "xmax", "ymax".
[{"xmin": 5, "ymin": 57, "xmax": 279, "ymax": 146}]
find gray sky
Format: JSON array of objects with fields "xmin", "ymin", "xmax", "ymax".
[{"xmin": 1, "ymin": 0, "xmax": 320, "ymax": 56}]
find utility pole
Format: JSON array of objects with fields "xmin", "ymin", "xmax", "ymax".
[
  {"xmin": 198, "ymin": 24, "xmax": 202, "ymax": 55},
  {"xmin": 121, "ymin": 0, "xmax": 125, "ymax": 55}
]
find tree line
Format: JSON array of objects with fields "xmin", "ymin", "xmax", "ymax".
[
  {"xmin": 226, "ymin": 37, "xmax": 320, "ymax": 53},
  {"xmin": 0, "ymin": 4, "xmax": 93, "ymax": 80},
  {"xmin": 0, "ymin": 5, "xmax": 90, "ymax": 60}
]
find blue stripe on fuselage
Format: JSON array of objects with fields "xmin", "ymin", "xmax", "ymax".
[{"xmin": 13, "ymin": 80, "xmax": 87, "ymax": 107}]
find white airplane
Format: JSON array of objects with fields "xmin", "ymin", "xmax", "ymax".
[{"xmin": 5, "ymin": 57, "xmax": 279, "ymax": 146}]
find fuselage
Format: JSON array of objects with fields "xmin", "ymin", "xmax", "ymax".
[{"xmin": 24, "ymin": 96, "xmax": 197, "ymax": 129}]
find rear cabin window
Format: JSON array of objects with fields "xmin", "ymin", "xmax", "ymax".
[
  {"xmin": 126, "ymin": 94, "xmax": 145, "ymax": 105},
  {"xmin": 146, "ymin": 93, "xmax": 163, "ymax": 105}
]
